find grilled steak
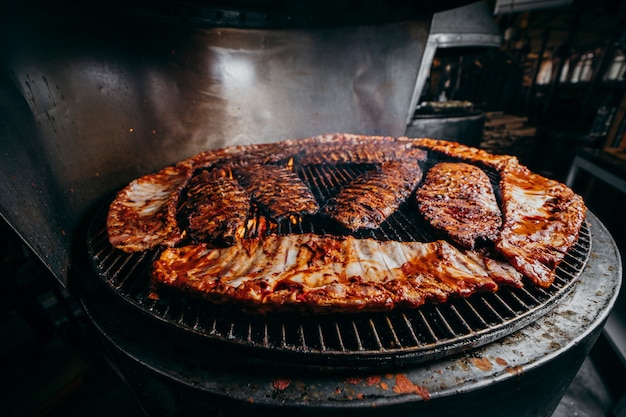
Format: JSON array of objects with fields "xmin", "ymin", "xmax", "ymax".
[
  {"xmin": 235, "ymin": 164, "xmax": 319, "ymax": 221},
  {"xmin": 184, "ymin": 169, "xmax": 251, "ymax": 244},
  {"xmin": 416, "ymin": 162, "xmax": 502, "ymax": 249},
  {"xmin": 107, "ymin": 162, "xmax": 193, "ymax": 252},
  {"xmin": 152, "ymin": 234, "xmax": 522, "ymax": 313},
  {"xmin": 323, "ymin": 161, "xmax": 423, "ymax": 230}
]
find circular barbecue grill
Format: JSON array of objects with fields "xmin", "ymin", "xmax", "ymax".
[
  {"xmin": 75, "ymin": 141, "xmax": 619, "ymax": 417},
  {"xmin": 77, "ymin": 210, "xmax": 620, "ymax": 417},
  {"xmin": 85, "ymin": 158, "xmax": 593, "ymax": 368},
  {"xmin": 73, "ymin": 137, "xmax": 621, "ymax": 416}
]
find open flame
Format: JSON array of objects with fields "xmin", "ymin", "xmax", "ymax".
[
  {"xmin": 245, "ymin": 214, "xmax": 275, "ymax": 237},
  {"xmin": 214, "ymin": 168, "xmax": 234, "ymax": 179}
]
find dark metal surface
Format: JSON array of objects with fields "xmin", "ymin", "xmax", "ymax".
[
  {"xmin": 404, "ymin": 1, "xmax": 502, "ymax": 124},
  {"xmin": 406, "ymin": 111, "xmax": 486, "ymax": 146},
  {"xmin": 430, "ymin": 1, "xmax": 502, "ymax": 47},
  {"xmin": 76, "ymin": 211, "xmax": 621, "ymax": 416},
  {"xmin": 116, "ymin": 0, "xmax": 479, "ymax": 28},
  {"xmin": 85, "ymin": 157, "xmax": 591, "ymax": 367}
]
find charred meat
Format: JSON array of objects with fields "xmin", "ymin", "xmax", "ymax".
[
  {"xmin": 107, "ymin": 162, "xmax": 193, "ymax": 252},
  {"xmin": 184, "ymin": 169, "xmax": 251, "ymax": 244},
  {"xmin": 416, "ymin": 162, "xmax": 502, "ymax": 249},
  {"xmin": 235, "ymin": 164, "xmax": 319, "ymax": 221},
  {"xmin": 323, "ymin": 161, "xmax": 423, "ymax": 230}
]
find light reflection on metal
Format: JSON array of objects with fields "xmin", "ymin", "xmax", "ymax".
[
  {"xmin": 1, "ymin": 16, "xmax": 431, "ymax": 284},
  {"xmin": 2, "ymin": 0, "xmax": 504, "ymax": 285},
  {"xmin": 494, "ymin": 0, "xmax": 573, "ymax": 14}
]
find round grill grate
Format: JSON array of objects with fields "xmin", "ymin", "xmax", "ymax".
[{"xmin": 86, "ymin": 161, "xmax": 591, "ymax": 368}]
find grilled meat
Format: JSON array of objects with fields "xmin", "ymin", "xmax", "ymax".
[
  {"xmin": 107, "ymin": 162, "xmax": 193, "ymax": 252},
  {"xmin": 235, "ymin": 164, "xmax": 319, "ymax": 221},
  {"xmin": 323, "ymin": 161, "xmax": 423, "ymax": 230},
  {"xmin": 416, "ymin": 162, "xmax": 502, "ymax": 249},
  {"xmin": 189, "ymin": 133, "xmax": 428, "ymax": 168},
  {"xmin": 299, "ymin": 134, "xmax": 427, "ymax": 165},
  {"xmin": 411, "ymin": 137, "xmax": 514, "ymax": 171},
  {"xmin": 184, "ymin": 169, "xmax": 251, "ymax": 244},
  {"xmin": 107, "ymin": 134, "xmax": 587, "ymax": 312},
  {"xmin": 152, "ymin": 234, "xmax": 522, "ymax": 313},
  {"xmin": 495, "ymin": 161, "xmax": 586, "ymax": 288},
  {"xmin": 187, "ymin": 141, "xmax": 296, "ymax": 171},
  {"xmin": 413, "ymin": 138, "xmax": 586, "ymax": 288}
]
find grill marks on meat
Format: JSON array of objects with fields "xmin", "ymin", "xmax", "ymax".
[
  {"xmin": 411, "ymin": 138, "xmax": 513, "ymax": 171},
  {"xmin": 107, "ymin": 163, "xmax": 193, "ymax": 252},
  {"xmin": 235, "ymin": 164, "xmax": 319, "ymax": 221},
  {"xmin": 187, "ymin": 141, "xmax": 296, "ymax": 170},
  {"xmin": 495, "ymin": 162, "xmax": 586, "ymax": 288},
  {"xmin": 186, "ymin": 134, "xmax": 427, "ymax": 170},
  {"xmin": 416, "ymin": 162, "xmax": 502, "ymax": 249},
  {"xmin": 413, "ymin": 138, "xmax": 586, "ymax": 288},
  {"xmin": 323, "ymin": 161, "xmax": 423, "ymax": 230},
  {"xmin": 184, "ymin": 169, "xmax": 251, "ymax": 245},
  {"xmin": 107, "ymin": 134, "xmax": 587, "ymax": 312},
  {"xmin": 299, "ymin": 134, "xmax": 427, "ymax": 165},
  {"xmin": 152, "ymin": 234, "xmax": 522, "ymax": 313}
]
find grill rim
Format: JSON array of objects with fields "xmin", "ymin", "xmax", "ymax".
[{"xmin": 87, "ymin": 201, "xmax": 591, "ymax": 368}]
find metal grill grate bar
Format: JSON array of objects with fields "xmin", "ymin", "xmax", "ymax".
[
  {"xmin": 351, "ymin": 320, "xmax": 365, "ymax": 351},
  {"xmin": 333, "ymin": 320, "xmax": 347, "ymax": 352},
  {"xmin": 385, "ymin": 316, "xmax": 403, "ymax": 349},
  {"xmin": 456, "ymin": 298, "xmax": 491, "ymax": 330},
  {"xmin": 416, "ymin": 309, "xmax": 439, "ymax": 343},
  {"xmin": 432, "ymin": 306, "xmax": 458, "ymax": 338},
  {"xmin": 400, "ymin": 313, "xmax": 421, "ymax": 345},
  {"xmin": 445, "ymin": 304, "xmax": 473, "ymax": 334},
  {"xmin": 366, "ymin": 319, "xmax": 385, "ymax": 351}
]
